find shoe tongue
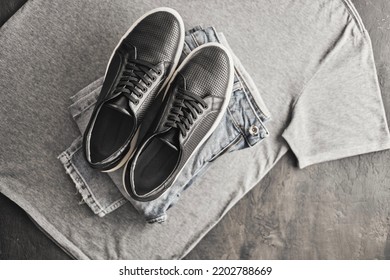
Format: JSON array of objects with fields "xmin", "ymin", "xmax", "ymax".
[
  {"xmin": 104, "ymin": 96, "xmax": 132, "ymax": 116},
  {"xmin": 158, "ymin": 128, "xmax": 180, "ymax": 151}
]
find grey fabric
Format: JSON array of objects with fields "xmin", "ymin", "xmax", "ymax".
[{"xmin": 1, "ymin": 0, "xmax": 389, "ymax": 259}]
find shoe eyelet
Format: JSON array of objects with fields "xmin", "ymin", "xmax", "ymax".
[
  {"xmin": 139, "ymin": 93, "xmax": 143, "ymax": 98},
  {"xmin": 204, "ymin": 105, "xmax": 208, "ymax": 109},
  {"xmin": 134, "ymin": 100, "xmax": 139, "ymax": 105},
  {"xmin": 151, "ymin": 76, "xmax": 156, "ymax": 81},
  {"xmin": 157, "ymin": 71, "xmax": 162, "ymax": 75},
  {"xmin": 142, "ymin": 87, "xmax": 147, "ymax": 92},
  {"xmin": 147, "ymin": 82, "xmax": 152, "ymax": 86}
]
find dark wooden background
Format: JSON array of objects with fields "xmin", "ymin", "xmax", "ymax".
[{"xmin": 1, "ymin": 0, "xmax": 389, "ymax": 259}]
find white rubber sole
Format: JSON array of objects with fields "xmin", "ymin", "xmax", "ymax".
[
  {"xmin": 123, "ymin": 42, "xmax": 235, "ymax": 199},
  {"xmin": 102, "ymin": 127, "xmax": 140, "ymax": 173},
  {"xmin": 101, "ymin": 7, "xmax": 185, "ymax": 173}
]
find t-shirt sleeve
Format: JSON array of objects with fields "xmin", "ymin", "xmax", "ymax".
[{"xmin": 282, "ymin": 27, "xmax": 390, "ymax": 169}]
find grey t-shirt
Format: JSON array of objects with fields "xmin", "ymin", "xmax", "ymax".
[{"xmin": 0, "ymin": 0, "xmax": 389, "ymax": 259}]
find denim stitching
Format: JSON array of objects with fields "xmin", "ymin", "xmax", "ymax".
[
  {"xmin": 235, "ymin": 66, "xmax": 269, "ymax": 127},
  {"xmin": 103, "ymin": 198, "xmax": 128, "ymax": 214},
  {"xmin": 208, "ymin": 133, "xmax": 243, "ymax": 162},
  {"xmin": 70, "ymin": 160, "xmax": 107, "ymax": 216},
  {"xmin": 72, "ymin": 94, "xmax": 100, "ymax": 118},
  {"xmin": 227, "ymin": 105, "xmax": 243, "ymax": 134},
  {"xmin": 147, "ymin": 214, "xmax": 167, "ymax": 223},
  {"xmin": 59, "ymin": 141, "xmax": 108, "ymax": 216},
  {"xmin": 58, "ymin": 152, "xmax": 103, "ymax": 215},
  {"xmin": 182, "ymin": 41, "xmax": 191, "ymax": 56},
  {"xmin": 60, "ymin": 140, "xmax": 128, "ymax": 216},
  {"xmin": 190, "ymin": 33, "xmax": 201, "ymax": 47}
]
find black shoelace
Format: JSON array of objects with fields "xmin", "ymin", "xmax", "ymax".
[
  {"xmin": 113, "ymin": 59, "xmax": 161, "ymax": 104},
  {"xmin": 165, "ymin": 88, "xmax": 208, "ymax": 137}
]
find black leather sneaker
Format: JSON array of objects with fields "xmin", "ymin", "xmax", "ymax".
[
  {"xmin": 83, "ymin": 8, "xmax": 184, "ymax": 172},
  {"xmin": 122, "ymin": 43, "xmax": 234, "ymax": 201}
]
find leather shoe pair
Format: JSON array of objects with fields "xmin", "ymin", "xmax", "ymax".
[{"xmin": 83, "ymin": 8, "xmax": 234, "ymax": 201}]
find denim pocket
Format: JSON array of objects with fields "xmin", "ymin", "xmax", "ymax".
[
  {"xmin": 196, "ymin": 110, "xmax": 242, "ymax": 165},
  {"xmin": 228, "ymin": 88, "xmax": 269, "ymax": 147},
  {"xmin": 188, "ymin": 85, "xmax": 268, "ymax": 172},
  {"xmin": 208, "ymin": 134, "xmax": 244, "ymax": 162}
]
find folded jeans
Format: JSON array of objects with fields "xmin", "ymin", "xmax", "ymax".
[{"xmin": 58, "ymin": 26, "xmax": 271, "ymax": 223}]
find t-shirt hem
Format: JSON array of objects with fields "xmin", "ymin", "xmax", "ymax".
[
  {"xmin": 0, "ymin": 178, "xmax": 91, "ymax": 260},
  {"xmin": 297, "ymin": 140, "xmax": 390, "ymax": 169}
]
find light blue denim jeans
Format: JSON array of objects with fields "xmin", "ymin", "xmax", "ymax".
[{"xmin": 58, "ymin": 26, "xmax": 270, "ymax": 223}]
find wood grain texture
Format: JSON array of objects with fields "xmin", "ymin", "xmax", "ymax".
[{"xmin": 1, "ymin": 0, "xmax": 390, "ymax": 259}]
